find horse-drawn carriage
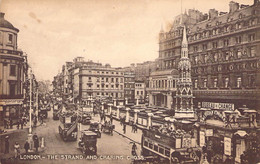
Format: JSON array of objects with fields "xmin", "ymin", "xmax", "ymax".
[{"xmin": 101, "ymin": 122, "xmax": 115, "ymax": 135}]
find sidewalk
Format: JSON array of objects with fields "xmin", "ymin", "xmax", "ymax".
[
  {"xmin": 0, "ymin": 122, "xmax": 46, "ymax": 161},
  {"xmin": 105, "ymin": 117, "xmax": 143, "ymax": 156}
]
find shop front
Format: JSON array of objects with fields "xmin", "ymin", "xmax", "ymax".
[{"xmin": 0, "ymin": 99, "xmax": 24, "ymax": 127}]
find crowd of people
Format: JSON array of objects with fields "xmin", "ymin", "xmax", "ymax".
[{"xmin": 4, "ymin": 132, "xmax": 41, "ymax": 159}]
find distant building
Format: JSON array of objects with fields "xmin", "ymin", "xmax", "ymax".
[
  {"xmin": 134, "ymin": 80, "xmax": 146, "ymax": 104},
  {"xmin": 53, "ymin": 57, "xmax": 125, "ymax": 104},
  {"xmin": 134, "ymin": 61, "xmax": 157, "ymax": 87},
  {"xmin": 123, "ymin": 71, "xmax": 135, "ymax": 104},
  {"xmin": 147, "ymin": 69, "xmax": 178, "ymax": 109}
]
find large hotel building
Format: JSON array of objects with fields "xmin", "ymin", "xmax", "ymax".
[
  {"xmin": 55, "ymin": 57, "xmax": 125, "ymax": 103},
  {"xmin": 155, "ymin": 0, "xmax": 260, "ymax": 110}
]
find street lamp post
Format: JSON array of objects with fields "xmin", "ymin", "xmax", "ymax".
[
  {"xmin": 28, "ymin": 67, "xmax": 33, "ymax": 152},
  {"xmin": 29, "ymin": 68, "xmax": 32, "ymax": 134}
]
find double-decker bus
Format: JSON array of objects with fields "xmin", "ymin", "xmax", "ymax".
[{"xmin": 140, "ymin": 125, "xmax": 201, "ymax": 164}]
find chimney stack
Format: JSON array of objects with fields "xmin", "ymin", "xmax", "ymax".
[
  {"xmin": 208, "ymin": 9, "xmax": 218, "ymax": 19},
  {"xmin": 0, "ymin": 12, "xmax": 5, "ymax": 18},
  {"xmin": 229, "ymin": 1, "xmax": 239, "ymax": 13}
]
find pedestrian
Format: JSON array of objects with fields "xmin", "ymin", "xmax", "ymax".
[
  {"xmin": 24, "ymin": 140, "xmax": 30, "ymax": 154},
  {"xmin": 34, "ymin": 117, "xmax": 37, "ymax": 127},
  {"xmin": 123, "ymin": 123, "xmax": 126, "ymax": 134},
  {"xmin": 17, "ymin": 119, "xmax": 20, "ymax": 129},
  {"xmin": 33, "ymin": 133, "xmax": 38, "ymax": 142},
  {"xmin": 134, "ymin": 124, "xmax": 138, "ymax": 133},
  {"xmin": 131, "ymin": 124, "xmax": 134, "ymax": 133},
  {"xmin": 110, "ymin": 114, "xmax": 113, "ymax": 124},
  {"xmin": 10, "ymin": 118, "xmax": 13, "ymax": 129},
  {"xmin": 39, "ymin": 115, "xmax": 43, "ymax": 125},
  {"xmin": 14, "ymin": 142, "xmax": 20, "ymax": 158},
  {"xmin": 103, "ymin": 114, "xmax": 106, "ymax": 122},
  {"xmin": 4, "ymin": 119, "xmax": 7, "ymax": 129},
  {"xmin": 34, "ymin": 136, "xmax": 39, "ymax": 153},
  {"xmin": 132, "ymin": 143, "xmax": 137, "ymax": 156},
  {"xmin": 4, "ymin": 136, "xmax": 9, "ymax": 154},
  {"xmin": 20, "ymin": 119, "xmax": 24, "ymax": 129}
]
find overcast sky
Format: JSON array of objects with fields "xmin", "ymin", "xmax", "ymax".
[{"xmin": 0, "ymin": 0, "xmax": 253, "ymax": 81}]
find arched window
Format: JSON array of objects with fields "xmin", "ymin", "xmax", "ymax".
[
  {"xmin": 194, "ymin": 79, "xmax": 198, "ymax": 88},
  {"xmin": 213, "ymin": 78, "xmax": 218, "ymax": 88},
  {"xmin": 224, "ymin": 77, "xmax": 229, "ymax": 88},
  {"xmin": 203, "ymin": 79, "xmax": 207, "ymax": 88},
  {"xmin": 237, "ymin": 77, "xmax": 242, "ymax": 88}
]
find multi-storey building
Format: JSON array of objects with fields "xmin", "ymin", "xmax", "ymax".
[
  {"xmin": 147, "ymin": 69, "xmax": 178, "ymax": 109},
  {"xmin": 134, "ymin": 80, "xmax": 146, "ymax": 104},
  {"xmin": 0, "ymin": 12, "xmax": 27, "ymax": 125},
  {"xmin": 134, "ymin": 61, "xmax": 157, "ymax": 87},
  {"xmin": 158, "ymin": 0, "xmax": 260, "ymax": 110},
  {"xmin": 56, "ymin": 57, "xmax": 125, "ymax": 104},
  {"xmin": 123, "ymin": 71, "xmax": 135, "ymax": 104},
  {"xmin": 61, "ymin": 62, "xmax": 73, "ymax": 98}
]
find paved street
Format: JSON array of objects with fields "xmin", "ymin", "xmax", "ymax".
[{"xmin": 2, "ymin": 109, "xmax": 142, "ymax": 164}]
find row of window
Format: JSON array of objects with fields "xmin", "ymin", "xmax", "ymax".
[
  {"xmin": 191, "ymin": 34, "xmax": 256, "ymax": 52},
  {"xmin": 188, "ymin": 18, "xmax": 258, "ymax": 42},
  {"xmin": 143, "ymin": 139, "xmax": 171, "ymax": 157},
  {"xmin": 160, "ymin": 17, "xmax": 258, "ymax": 49},
  {"xmin": 92, "ymin": 84, "xmax": 123, "ymax": 90},
  {"xmin": 87, "ymin": 70, "xmax": 123, "ymax": 75},
  {"xmin": 88, "ymin": 77, "xmax": 123, "ymax": 83},
  {"xmin": 149, "ymin": 79, "xmax": 176, "ymax": 89},
  {"xmin": 135, "ymin": 83, "xmax": 144, "ymax": 87},
  {"xmin": 136, "ymin": 91, "xmax": 144, "ymax": 95},
  {"xmin": 160, "ymin": 33, "xmax": 256, "ymax": 58},
  {"xmin": 192, "ymin": 47, "xmax": 256, "ymax": 65},
  {"xmin": 193, "ymin": 75, "xmax": 256, "ymax": 89},
  {"xmin": 160, "ymin": 46, "xmax": 256, "ymax": 70},
  {"xmin": 96, "ymin": 92, "xmax": 123, "ymax": 98}
]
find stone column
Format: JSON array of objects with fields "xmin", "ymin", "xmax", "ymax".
[
  {"xmin": 116, "ymin": 106, "xmax": 120, "ymax": 119},
  {"xmin": 101, "ymin": 102, "xmax": 104, "ymax": 111},
  {"xmin": 113, "ymin": 99, "xmax": 117, "ymax": 106},
  {"xmin": 147, "ymin": 113, "xmax": 154, "ymax": 128},
  {"xmin": 134, "ymin": 109, "xmax": 140, "ymax": 124},
  {"xmin": 125, "ymin": 108, "xmax": 130, "ymax": 123},
  {"xmin": 136, "ymin": 98, "xmax": 139, "ymax": 106}
]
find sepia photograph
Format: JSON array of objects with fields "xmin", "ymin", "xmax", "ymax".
[{"xmin": 0, "ymin": 0, "xmax": 259, "ymax": 163}]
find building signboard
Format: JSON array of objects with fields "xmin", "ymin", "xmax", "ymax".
[
  {"xmin": 202, "ymin": 102, "xmax": 234, "ymax": 110},
  {"xmin": 205, "ymin": 129, "xmax": 213, "ymax": 137},
  {"xmin": 65, "ymin": 117, "xmax": 71, "ymax": 124}
]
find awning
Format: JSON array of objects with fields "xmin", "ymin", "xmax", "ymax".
[{"xmin": 234, "ymin": 130, "xmax": 248, "ymax": 138}]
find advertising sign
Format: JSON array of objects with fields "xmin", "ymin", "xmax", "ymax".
[
  {"xmin": 224, "ymin": 137, "xmax": 232, "ymax": 156},
  {"xmin": 200, "ymin": 131, "xmax": 205, "ymax": 147},
  {"xmin": 202, "ymin": 102, "xmax": 234, "ymax": 110}
]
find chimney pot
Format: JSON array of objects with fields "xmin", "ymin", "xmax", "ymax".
[{"xmin": 0, "ymin": 12, "xmax": 5, "ymax": 18}]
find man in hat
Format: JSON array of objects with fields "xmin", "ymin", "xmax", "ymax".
[
  {"xmin": 24, "ymin": 140, "xmax": 30, "ymax": 154},
  {"xmin": 4, "ymin": 136, "xmax": 9, "ymax": 154}
]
